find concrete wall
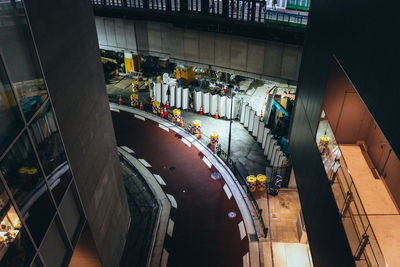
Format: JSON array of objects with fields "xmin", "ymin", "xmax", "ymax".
[
  {"xmin": 24, "ymin": 1, "xmax": 130, "ymax": 266},
  {"xmin": 95, "ymin": 16, "xmax": 302, "ymax": 83}
]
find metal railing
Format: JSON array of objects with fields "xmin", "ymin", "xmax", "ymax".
[
  {"xmin": 92, "ymin": 0, "xmax": 308, "ymax": 28},
  {"xmin": 317, "ymin": 119, "xmax": 387, "ymax": 266}
]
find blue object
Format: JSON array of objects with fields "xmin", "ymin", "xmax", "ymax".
[{"xmin": 272, "ymin": 99, "xmax": 289, "ymax": 117}]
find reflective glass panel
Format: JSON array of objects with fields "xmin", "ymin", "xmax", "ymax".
[
  {"xmin": 40, "ymin": 217, "xmax": 69, "ymax": 267},
  {"xmin": 0, "ymin": 182, "xmax": 35, "ymax": 267},
  {"xmin": 29, "ymin": 102, "xmax": 71, "ymax": 204},
  {"xmin": 0, "ymin": 132, "xmax": 55, "ymax": 244},
  {"xmin": 0, "ymin": 55, "xmax": 24, "ymax": 155},
  {"xmin": 0, "ymin": 0, "xmax": 48, "ymax": 121}
]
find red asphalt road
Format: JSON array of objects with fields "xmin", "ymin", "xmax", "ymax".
[{"xmin": 112, "ymin": 110, "xmax": 249, "ymax": 267}]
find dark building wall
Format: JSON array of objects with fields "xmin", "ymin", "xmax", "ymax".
[
  {"xmin": 290, "ymin": 0, "xmax": 400, "ymax": 266},
  {"xmin": 23, "ymin": 0, "xmax": 130, "ymax": 266}
]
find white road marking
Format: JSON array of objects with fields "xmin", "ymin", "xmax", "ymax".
[
  {"xmin": 223, "ymin": 184, "xmax": 232, "ymax": 199},
  {"xmin": 238, "ymin": 221, "xmax": 246, "ymax": 240},
  {"xmin": 166, "ymin": 194, "xmax": 177, "ymax": 209},
  {"xmin": 167, "ymin": 219, "xmax": 174, "ymax": 238},
  {"xmin": 110, "ymin": 107, "xmax": 120, "ymax": 112},
  {"xmin": 202, "ymin": 156, "xmax": 212, "ymax": 168},
  {"xmin": 138, "ymin": 159, "xmax": 151, "ymax": 167},
  {"xmin": 134, "ymin": 114, "xmax": 145, "ymax": 121},
  {"xmin": 243, "ymin": 252, "xmax": 250, "ymax": 267},
  {"xmin": 181, "ymin": 138, "xmax": 191, "ymax": 147},
  {"xmin": 185, "ymin": 136, "xmax": 195, "ymax": 142},
  {"xmin": 121, "ymin": 146, "xmax": 134, "ymax": 154},
  {"xmin": 153, "ymin": 174, "xmax": 166, "ymax": 186},
  {"xmin": 161, "ymin": 249, "xmax": 169, "ymax": 267},
  {"xmin": 159, "ymin": 124, "xmax": 169, "ymax": 132}
]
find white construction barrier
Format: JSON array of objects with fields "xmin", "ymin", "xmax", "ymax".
[
  {"xmin": 252, "ymin": 116, "xmax": 260, "ymax": 137},
  {"xmin": 244, "ymin": 105, "xmax": 251, "ymax": 127},
  {"xmin": 226, "ymin": 97, "xmax": 237, "ymax": 119},
  {"xmin": 194, "ymin": 91, "xmax": 202, "ymax": 112},
  {"xmin": 218, "ymin": 95, "xmax": 226, "ymax": 118},
  {"xmin": 264, "ymin": 134, "xmax": 273, "ymax": 156},
  {"xmin": 170, "ymin": 85, "xmax": 176, "ymax": 107},
  {"xmin": 176, "ymin": 87, "xmax": 182, "ymax": 108},
  {"xmin": 162, "ymin": 83, "xmax": 168, "ymax": 105},
  {"xmin": 268, "ymin": 141, "xmax": 278, "ymax": 161},
  {"xmin": 278, "ymin": 155, "xmax": 287, "ymax": 168},
  {"xmin": 257, "ymin": 123, "xmax": 265, "ymax": 143},
  {"xmin": 248, "ymin": 110, "xmax": 256, "ymax": 131},
  {"xmin": 210, "ymin": 94, "xmax": 218, "ymax": 115},
  {"xmin": 240, "ymin": 102, "xmax": 248, "ymax": 124},
  {"xmin": 262, "ymin": 128, "xmax": 271, "ymax": 149},
  {"xmin": 155, "ymin": 83, "xmax": 162, "ymax": 103},
  {"xmin": 203, "ymin": 92, "xmax": 210, "ymax": 114},
  {"xmin": 273, "ymin": 151, "xmax": 284, "ymax": 167},
  {"xmin": 182, "ymin": 88, "xmax": 189, "ymax": 110}
]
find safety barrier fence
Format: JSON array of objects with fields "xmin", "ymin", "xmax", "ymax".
[
  {"xmin": 109, "ymin": 94, "xmax": 269, "ymax": 237},
  {"xmin": 92, "ymin": 0, "xmax": 308, "ymax": 28}
]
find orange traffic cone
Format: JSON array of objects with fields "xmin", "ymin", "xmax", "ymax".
[
  {"xmin": 163, "ymin": 106, "xmax": 167, "ymax": 116},
  {"xmin": 180, "ymin": 121, "xmax": 184, "ymax": 127},
  {"xmin": 166, "ymin": 99, "xmax": 170, "ymax": 109},
  {"xmin": 116, "ymin": 68, "xmax": 119, "ymax": 76},
  {"xmin": 199, "ymin": 106, "xmax": 203, "ymax": 115},
  {"xmin": 215, "ymin": 110, "xmax": 219, "ymax": 119},
  {"xmin": 118, "ymin": 95, "xmax": 123, "ymax": 105},
  {"xmin": 140, "ymin": 101, "xmax": 144, "ymax": 110},
  {"xmin": 150, "ymin": 96, "xmax": 154, "ymax": 105},
  {"xmin": 161, "ymin": 107, "xmax": 165, "ymax": 118},
  {"xmin": 137, "ymin": 74, "xmax": 140, "ymax": 81},
  {"xmin": 198, "ymin": 134, "xmax": 202, "ymax": 139}
]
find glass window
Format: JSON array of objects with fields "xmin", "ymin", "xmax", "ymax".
[
  {"xmin": 0, "ymin": 132, "xmax": 55, "ymax": 245},
  {"xmin": 59, "ymin": 184, "xmax": 84, "ymax": 245},
  {"xmin": 31, "ymin": 255, "xmax": 44, "ymax": 267},
  {"xmin": 0, "ymin": 182, "xmax": 35, "ymax": 267},
  {"xmin": 0, "ymin": 55, "xmax": 24, "ymax": 155},
  {"xmin": 39, "ymin": 218, "xmax": 69, "ymax": 267},
  {"xmin": 0, "ymin": 0, "xmax": 48, "ymax": 121},
  {"xmin": 29, "ymin": 102, "xmax": 71, "ymax": 204}
]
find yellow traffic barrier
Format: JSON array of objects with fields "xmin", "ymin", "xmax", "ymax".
[
  {"xmin": 173, "ymin": 109, "xmax": 181, "ymax": 122},
  {"xmin": 246, "ymin": 175, "xmax": 257, "ymax": 192},
  {"xmin": 210, "ymin": 131, "xmax": 219, "ymax": 147},
  {"xmin": 153, "ymin": 101, "xmax": 161, "ymax": 114},
  {"xmin": 193, "ymin": 120, "xmax": 201, "ymax": 134},
  {"xmin": 130, "ymin": 94, "xmax": 139, "ymax": 106},
  {"xmin": 256, "ymin": 174, "xmax": 267, "ymax": 191}
]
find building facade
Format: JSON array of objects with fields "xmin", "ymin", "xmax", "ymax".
[
  {"xmin": 0, "ymin": 0, "xmax": 130, "ymax": 266},
  {"xmin": 290, "ymin": 0, "xmax": 400, "ymax": 266}
]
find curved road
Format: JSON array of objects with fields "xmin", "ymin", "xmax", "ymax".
[{"xmin": 111, "ymin": 109, "xmax": 250, "ymax": 267}]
